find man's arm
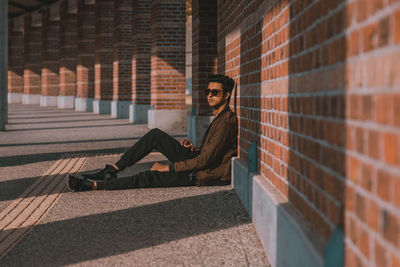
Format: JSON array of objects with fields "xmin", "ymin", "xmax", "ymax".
[{"xmin": 173, "ymin": 119, "xmax": 234, "ymax": 172}]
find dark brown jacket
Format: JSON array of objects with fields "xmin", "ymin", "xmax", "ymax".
[{"xmin": 173, "ymin": 107, "xmax": 238, "ymax": 185}]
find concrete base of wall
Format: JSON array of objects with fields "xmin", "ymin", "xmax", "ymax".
[
  {"xmin": 93, "ymin": 100, "xmax": 111, "ymax": 115},
  {"xmin": 75, "ymin": 97, "xmax": 93, "ymax": 112},
  {"xmin": 8, "ymin": 93, "xmax": 23, "ymax": 103},
  {"xmin": 148, "ymin": 109, "xmax": 187, "ymax": 131},
  {"xmin": 187, "ymin": 114, "xmax": 214, "ymax": 147},
  {"xmin": 40, "ymin": 96, "xmax": 58, "ymax": 106},
  {"xmin": 232, "ymin": 157, "xmax": 324, "ymax": 267},
  {"xmin": 111, "ymin": 100, "xmax": 130, "ymax": 118},
  {"xmin": 129, "ymin": 104, "xmax": 150, "ymax": 124},
  {"xmin": 58, "ymin": 96, "xmax": 75, "ymax": 109},
  {"xmin": 22, "ymin": 94, "xmax": 41, "ymax": 105}
]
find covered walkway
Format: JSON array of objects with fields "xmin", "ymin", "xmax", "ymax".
[{"xmin": 0, "ymin": 103, "xmax": 269, "ymax": 265}]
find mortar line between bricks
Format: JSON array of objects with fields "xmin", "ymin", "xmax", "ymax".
[{"xmin": 0, "ymin": 154, "xmax": 88, "ymax": 260}]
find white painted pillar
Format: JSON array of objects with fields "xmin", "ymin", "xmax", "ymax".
[{"xmin": 0, "ymin": 1, "xmax": 8, "ymax": 131}]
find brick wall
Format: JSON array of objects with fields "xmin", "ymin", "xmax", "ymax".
[
  {"xmin": 59, "ymin": 0, "xmax": 77, "ymax": 97},
  {"xmin": 95, "ymin": 0, "xmax": 114, "ymax": 101},
  {"xmin": 132, "ymin": 0, "xmax": 151, "ymax": 106},
  {"xmin": 41, "ymin": 7, "xmax": 59, "ymax": 97},
  {"xmin": 344, "ymin": 0, "xmax": 400, "ymax": 266},
  {"xmin": 191, "ymin": 0, "xmax": 218, "ymax": 116},
  {"xmin": 150, "ymin": 0, "xmax": 186, "ymax": 110},
  {"xmin": 23, "ymin": 15, "xmax": 42, "ymax": 96},
  {"xmin": 7, "ymin": 20, "xmax": 24, "ymax": 94},
  {"xmin": 218, "ymin": 0, "xmax": 400, "ymax": 266},
  {"xmin": 113, "ymin": 0, "xmax": 133, "ymax": 101},
  {"xmin": 76, "ymin": 0, "xmax": 95, "ymax": 99}
]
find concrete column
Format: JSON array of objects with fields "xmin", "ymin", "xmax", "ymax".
[
  {"xmin": 130, "ymin": 0, "xmax": 151, "ymax": 123},
  {"xmin": 59, "ymin": 0, "xmax": 77, "ymax": 109},
  {"xmin": 75, "ymin": 0, "xmax": 95, "ymax": 112},
  {"xmin": 94, "ymin": 0, "xmax": 114, "ymax": 114},
  {"xmin": 23, "ymin": 12, "xmax": 42, "ymax": 105},
  {"xmin": 188, "ymin": 0, "xmax": 218, "ymax": 146},
  {"xmin": 149, "ymin": 0, "xmax": 187, "ymax": 131},
  {"xmin": 0, "ymin": 0, "xmax": 7, "ymax": 130},
  {"xmin": 7, "ymin": 17, "xmax": 24, "ymax": 104},
  {"xmin": 111, "ymin": 0, "xmax": 133, "ymax": 118},
  {"xmin": 41, "ymin": 4, "xmax": 60, "ymax": 107}
]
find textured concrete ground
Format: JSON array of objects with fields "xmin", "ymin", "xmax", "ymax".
[{"xmin": 0, "ymin": 104, "xmax": 269, "ymax": 266}]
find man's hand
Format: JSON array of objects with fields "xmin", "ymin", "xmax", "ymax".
[
  {"xmin": 179, "ymin": 138, "xmax": 195, "ymax": 152},
  {"xmin": 151, "ymin": 162, "xmax": 169, "ymax": 172}
]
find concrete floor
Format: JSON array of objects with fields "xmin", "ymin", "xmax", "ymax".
[{"xmin": 0, "ymin": 104, "xmax": 269, "ymax": 266}]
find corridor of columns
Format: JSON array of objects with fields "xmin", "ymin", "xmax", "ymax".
[{"xmin": 1, "ymin": 0, "xmax": 400, "ymax": 266}]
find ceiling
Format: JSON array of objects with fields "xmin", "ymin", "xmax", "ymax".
[{"xmin": 8, "ymin": 0, "xmax": 59, "ymax": 18}]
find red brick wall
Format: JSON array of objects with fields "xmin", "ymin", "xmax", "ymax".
[
  {"xmin": 95, "ymin": 0, "xmax": 114, "ymax": 101},
  {"xmin": 8, "ymin": 20, "xmax": 24, "ymax": 94},
  {"xmin": 59, "ymin": 0, "xmax": 77, "ymax": 97},
  {"xmin": 76, "ymin": 0, "xmax": 95, "ymax": 99},
  {"xmin": 150, "ymin": 0, "xmax": 186, "ymax": 110},
  {"xmin": 113, "ymin": 0, "xmax": 132, "ymax": 101},
  {"xmin": 41, "ymin": 7, "xmax": 59, "ymax": 97},
  {"xmin": 23, "ymin": 15, "xmax": 41, "ymax": 96},
  {"xmin": 132, "ymin": 0, "xmax": 151, "ymax": 106},
  {"xmin": 344, "ymin": 0, "xmax": 400, "ymax": 266},
  {"xmin": 218, "ymin": 0, "xmax": 400, "ymax": 266},
  {"xmin": 192, "ymin": 0, "xmax": 218, "ymax": 116}
]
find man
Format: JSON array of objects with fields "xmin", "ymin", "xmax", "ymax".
[{"xmin": 67, "ymin": 74, "xmax": 238, "ymax": 191}]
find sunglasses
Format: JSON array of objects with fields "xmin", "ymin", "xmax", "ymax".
[{"xmin": 204, "ymin": 88, "xmax": 224, "ymax": 97}]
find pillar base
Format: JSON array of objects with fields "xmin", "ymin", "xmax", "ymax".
[
  {"xmin": 58, "ymin": 96, "xmax": 75, "ymax": 109},
  {"xmin": 187, "ymin": 113, "xmax": 214, "ymax": 147},
  {"xmin": 93, "ymin": 100, "xmax": 111, "ymax": 114},
  {"xmin": 8, "ymin": 93, "xmax": 23, "ymax": 103},
  {"xmin": 22, "ymin": 94, "xmax": 41, "ymax": 105},
  {"xmin": 232, "ymin": 157, "xmax": 324, "ymax": 267},
  {"xmin": 148, "ymin": 109, "xmax": 187, "ymax": 131},
  {"xmin": 75, "ymin": 97, "xmax": 93, "ymax": 112},
  {"xmin": 111, "ymin": 100, "xmax": 130, "ymax": 118},
  {"xmin": 129, "ymin": 104, "xmax": 150, "ymax": 124},
  {"xmin": 40, "ymin": 96, "xmax": 58, "ymax": 106}
]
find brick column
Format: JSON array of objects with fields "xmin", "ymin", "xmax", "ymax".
[
  {"xmin": 59, "ymin": 0, "xmax": 77, "ymax": 109},
  {"xmin": 187, "ymin": 0, "xmax": 218, "ymax": 146},
  {"xmin": 75, "ymin": 0, "xmax": 95, "ymax": 111},
  {"xmin": 93, "ymin": 0, "xmax": 114, "ymax": 114},
  {"xmin": 111, "ymin": 0, "xmax": 132, "ymax": 118},
  {"xmin": 7, "ymin": 17, "xmax": 24, "ymax": 104},
  {"xmin": 0, "ymin": 0, "xmax": 7, "ymax": 130},
  {"xmin": 130, "ymin": 0, "xmax": 151, "ymax": 123},
  {"xmin": 148, "ymin": 0, "xmax": 187, "ymax": 131},
  {"xmin": 40, "ymin": 4, "xmax": 60, "ymax": 107},
  {"xmin": 23, "ymin": 12, "xmax": 42, "ymax": 105}
]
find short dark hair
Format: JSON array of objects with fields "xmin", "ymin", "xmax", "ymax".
[{"xmin": 208, "ymin": 74, "xmax": 235, "ymax": 94}]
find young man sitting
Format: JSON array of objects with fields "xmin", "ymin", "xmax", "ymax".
[{"xmin": 67, "ymin": 74, "xmax": 238, "ymax": 191}]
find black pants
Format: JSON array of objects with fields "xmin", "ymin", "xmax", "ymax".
[{"xmin": 103, "ymin": 128, "xmax": 198, "ymax": 190}]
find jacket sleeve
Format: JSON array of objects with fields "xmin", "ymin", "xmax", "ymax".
[{"xmin": 173, "ymin": 119, "xmax": 233, "ymax": 172}]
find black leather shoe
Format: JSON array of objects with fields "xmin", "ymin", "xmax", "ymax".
[
  {"xmin": 81, "ymin": 164, "xmax": 118, "ymax": 181},
  {"xmin": 67, "ymin": 174, "xmax": 93, "ymax": 191}
]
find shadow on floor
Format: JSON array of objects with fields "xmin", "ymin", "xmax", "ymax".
[{"xmin": 0, "ymin": 189, "xmax": 248, "ymax": 266}]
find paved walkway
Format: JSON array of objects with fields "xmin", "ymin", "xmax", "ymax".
[{"xmin": 0, "ymin": 104, "xmax": 269, "ymax": 266}]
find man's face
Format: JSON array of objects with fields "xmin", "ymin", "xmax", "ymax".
[{"xmin": 206, "ymin": 82, "xmax": 230, "ymax": 109}]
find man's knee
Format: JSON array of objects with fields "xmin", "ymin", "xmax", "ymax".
[{"xmin": 148, "ymin": 128, "xmax": 165, "ymax": 138}]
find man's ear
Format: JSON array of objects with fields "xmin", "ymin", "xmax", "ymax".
[{"xmin": 224, "ymin": 91, "xmax": 231, "ymax": 101}]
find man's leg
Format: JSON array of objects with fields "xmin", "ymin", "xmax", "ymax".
[
  {"xmin": 100, "ymin": 170, "xmax": 195, "ymax": 190},
  {"xmin": 115, "ymin": 128, "xmax": 195, "ymax": 170}
]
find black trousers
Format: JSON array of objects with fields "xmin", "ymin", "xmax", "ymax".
[{"xmin": 103, "ymin": 128, "xmax": 198, "ymax": 190}]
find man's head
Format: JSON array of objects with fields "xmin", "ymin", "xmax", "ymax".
[{"xmin": 205, "ymin": 74, "xmax": 235, "ymax": 110}]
